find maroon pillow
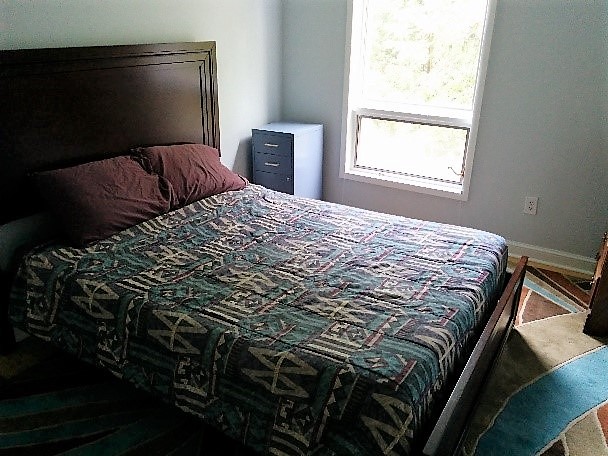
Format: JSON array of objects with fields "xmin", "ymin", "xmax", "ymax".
[
  {"xmin": 33, "ymin": 155, "xmax": 173, "ymax": 246},
  {"xmin": 133, "ymin": 143, "xmax": 247, "ymax": 208}
]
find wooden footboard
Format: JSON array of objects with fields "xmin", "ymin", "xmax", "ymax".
[{"xmin": 422, "ymin": 256, "xmax": 528, "ymax": 456}]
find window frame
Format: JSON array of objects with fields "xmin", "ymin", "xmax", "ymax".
[{"xmin": 340, "ymin": 0, "xmax": 497, "ymax": 201}]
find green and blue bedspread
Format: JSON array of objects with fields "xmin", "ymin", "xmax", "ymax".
[{"xmin": 10, "ymin": 184, "xmax": 507, "ymax": 455}]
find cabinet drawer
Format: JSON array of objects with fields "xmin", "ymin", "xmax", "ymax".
[
  {"xmin": 253, "ymin": 152, "xmax": 293, "ymax": 175},
  {"xmin": 252, "ymin": 131, "xmax": 293, "ymax": 156},
  {"xmin": 254, "ymin": 170, "xmax": 293, "ymax": 194}
]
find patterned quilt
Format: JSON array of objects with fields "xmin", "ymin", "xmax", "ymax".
[{"xmin": 9, "ymin": 184, "xmax": 507, "ymax": 455}]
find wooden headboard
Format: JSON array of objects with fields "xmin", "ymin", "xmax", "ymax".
[{"xmin": 0, "ymin": 42, "xmax": 219, "ymax": 225}]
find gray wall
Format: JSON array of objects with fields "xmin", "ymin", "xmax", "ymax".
[
  {"xmin": 1, "ymin": 0, "xmax": 283, "ymax": 177},
  {"xmin": 282, "ymin": 0, "xmax": 608, "ymax": 259}
]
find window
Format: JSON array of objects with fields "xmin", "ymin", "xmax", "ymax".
[{"xmin": 341, "ymin": 0, "xmax": 496, "ymax": 200}]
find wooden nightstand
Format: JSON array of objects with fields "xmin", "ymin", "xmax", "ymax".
[
  {"xmin": 584, "ymin": 232, "xmax": 608, "ymax": 336},
  {"xmin": 252, "ymin": 123, "xmax": 323, "ymax": 199}
]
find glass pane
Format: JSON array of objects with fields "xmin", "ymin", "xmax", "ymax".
[
  {"xmin": 363, "ymin": 0, "xmax": 486, "ymax": 110},
  {"xmin": 356, "ymin": 117, "xmax": 468, "ymax": 183}
]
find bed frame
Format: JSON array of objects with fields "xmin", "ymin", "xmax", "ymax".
[{"xmin": 0, "ymin": 42, "xmax": 527, "ymax": 456}]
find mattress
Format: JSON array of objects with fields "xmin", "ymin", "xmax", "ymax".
[{"xmin": 9, "ymin": 184, "xmax": 507, "ymax": 455}]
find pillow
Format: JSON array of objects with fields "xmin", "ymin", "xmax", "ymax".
[
  {"xmin": 32, "ymin": 155, "xmax": 174, "ymax": 246},
  {"xmin": 133, "ymin": 143, "xmax": 247, "ymax": 208}
]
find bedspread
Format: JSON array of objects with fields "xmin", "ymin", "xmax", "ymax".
[{"xmin": 9, "ymin": 184, "xmax": 507, "ymax": 455}]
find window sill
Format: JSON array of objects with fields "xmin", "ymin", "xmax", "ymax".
[{"xmin": 341, "ymin": 167, "xmax": 469, "ymax": 201}]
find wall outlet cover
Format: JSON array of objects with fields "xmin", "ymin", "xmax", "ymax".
[{"xmin": 524, "ymin": 196, "xmax": 538, "ymax": 215}]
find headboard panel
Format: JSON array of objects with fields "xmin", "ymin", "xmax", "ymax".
[{"xmin": 0, "ymin": 42, "xmax": 219, "ymax": 224}]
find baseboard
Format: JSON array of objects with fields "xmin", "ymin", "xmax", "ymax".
[{"xmin": 507, "ymin": 240, "xmax": 596, "ymax": 277}]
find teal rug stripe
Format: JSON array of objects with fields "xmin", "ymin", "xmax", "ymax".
[
  {"xmin": 524, "ymin": 278, "xmax": 579, "ymax": 313},
  {"xmin": 475, "ymin": 346, "xmax": 608, "ymax": 455},
  {"xmin": 0, "ymin": 410, "xmax": 150, "ymax": 448},
  {"xmin": 60, "ymin": 409, "xmax": 182, "ymax": 456},
  {"xmin": 0, "ymin": 383, "xmax": 140, "ymax": 418},
  {"xmin": 168, "ymin": 432, "xmax": 205, "ymax": 456}
]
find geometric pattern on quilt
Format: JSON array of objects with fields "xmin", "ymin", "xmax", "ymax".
[{"xmin": 10, "ymin": 184, "xmax": 507, "ymax": 455}]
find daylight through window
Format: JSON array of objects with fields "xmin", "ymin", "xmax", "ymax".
[{"xmin": 341, "ymin": 0, "xmax": 496, "ymax": 199}]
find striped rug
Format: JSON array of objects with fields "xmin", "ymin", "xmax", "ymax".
[{"xmin": 464, "ymin": 266, "xmax": 608, "ymax": 456}]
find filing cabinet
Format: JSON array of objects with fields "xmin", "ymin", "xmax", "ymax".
[{"xmin": 251, "ymin": 123, "xmax": 323, "ymax": 199}]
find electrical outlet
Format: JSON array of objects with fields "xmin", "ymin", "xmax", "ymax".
[{"xmin": 523, "ymin": 196, "xmax": 538, "ymax": 215}]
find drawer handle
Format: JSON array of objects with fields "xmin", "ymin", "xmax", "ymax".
[
  {"xmin": 264, "ymin": 162, "xmax": 280, "ymax": 167},
  {"xmin": 264, "ymin": 143, "xmax": 279, "ymax": 148}
]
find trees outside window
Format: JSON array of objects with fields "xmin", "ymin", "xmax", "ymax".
[{"xmin": 341, "ymin": 0, "xmax": 496, "ymax": 199}]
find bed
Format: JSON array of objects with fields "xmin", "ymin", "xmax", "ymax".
[{"xmin": 0, "ymin": 42, "xmax": 527, "ymax": 455}]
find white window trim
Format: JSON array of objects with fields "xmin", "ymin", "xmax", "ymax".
[{"xmin": 339, "ymin": 0, "xmax": 497, "ymax": 201}]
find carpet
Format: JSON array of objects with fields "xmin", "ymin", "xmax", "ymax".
[
  {"xmin": 0, "ymin": 338, "xmax": 253, "ymax": 455},
  {"xmin": 463, "ymin": 266, "xmax": 608, "ymax": 456},
  {"xmin": 1, "ymin": 266, "xmax": 606, "ymax": 455}
]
